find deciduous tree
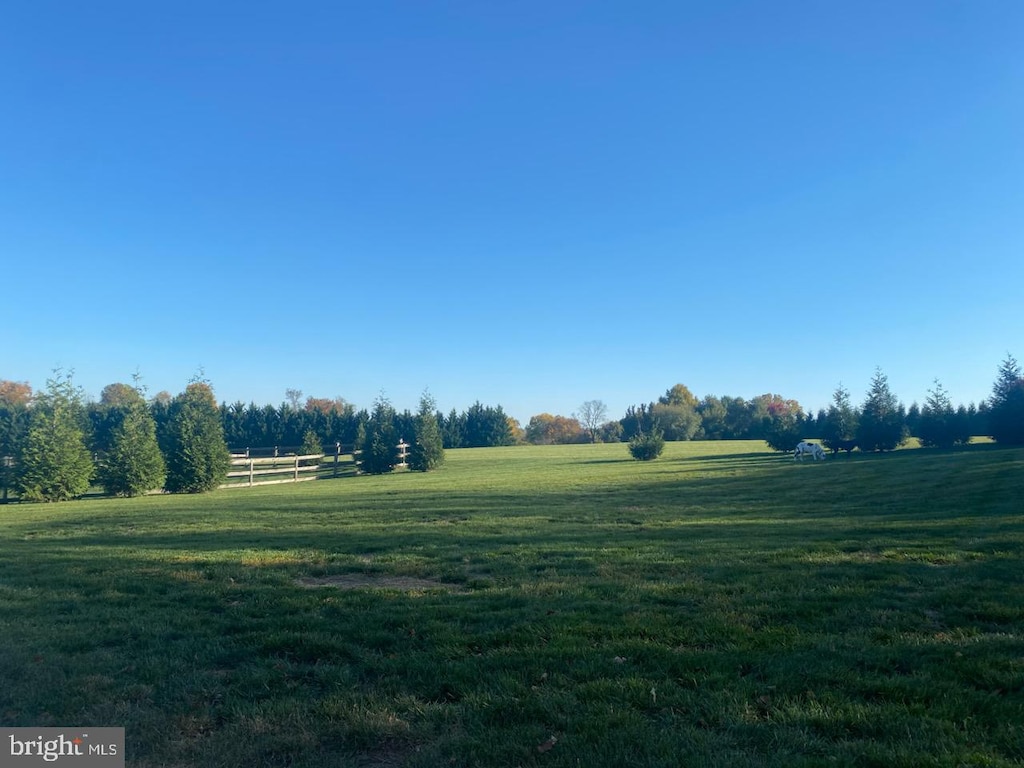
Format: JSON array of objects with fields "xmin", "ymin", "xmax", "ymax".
[
  {"xmin": 577, "ymin": 400, "xmax": 608, "ymax": 443},
  {"xmin": 525, "ymin": 414, "xmax": 584, "ymax": 445}
]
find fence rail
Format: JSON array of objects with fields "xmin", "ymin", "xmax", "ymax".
[{"xmin": 221, "ymin": 453, "xmax": 324, "ymax": 489}]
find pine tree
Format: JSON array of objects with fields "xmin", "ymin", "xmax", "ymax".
[
  {"xmin": 988, "ymin": 354, "xmax": 1024, "ymax": 444},
  {"xmin": 359, "ymin": 395, "xmax": 398, "ymax": 474},
  {"xmin": 16, "ymin": 370, "xmax": 94, "ymax": 502},
  {"xmin": 820, "ymin": 383, "xmax": 858, "ymax": 450},
  {"xmin": 164, "ymin": 381, "xmax": 231, "ymax": 493},
  {"xmin": 300, "ymin": 430, "xmax": 323, "ymax": 465},
  {"xmin": 97, "ymin": 390, "xmax": 167, "ymax": 496},
  {"xmin": 856, "ymin": 368, "xmax": 907, "ymax": 452},
  {"xmin": 409, "ymin": 392, "xmax": 445, "ymax": 471},
  {"xmin": 918, "ymin": 380, "xmax": 969, "ymax": 448}
]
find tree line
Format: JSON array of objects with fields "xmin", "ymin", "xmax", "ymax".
[{"xmin": 2, "ymin": 355, "xmax": 1023, "ymax": 501}]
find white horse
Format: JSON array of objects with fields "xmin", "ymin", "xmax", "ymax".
[{"xmin": 794, "ymin": 441, "xmax": 826, "ymax": 461}]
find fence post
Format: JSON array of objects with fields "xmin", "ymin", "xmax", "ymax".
[
  {"xmin": 334, "ymin": 442, "xmax": 341, "ymax": 477},
  {"xmin": 248, "ymin": 459, "xmax": 254, "ymax": 487},
  {"xmin": 294, "ymin": 455, "xmax": 299, "ymax": 481}
]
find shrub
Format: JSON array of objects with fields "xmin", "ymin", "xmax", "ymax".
[{"xmin": 628, "ymin": 430, "xmax": 665, "ymax": 461}]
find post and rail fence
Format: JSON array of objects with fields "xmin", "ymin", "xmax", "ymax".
[{"xmin": 222, "ymin": 440, "xmax": 411, "ymax": 488}]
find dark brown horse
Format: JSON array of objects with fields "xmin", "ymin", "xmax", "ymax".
[{"xmin": 829, "ymin": 439, "xmax": 858, "ymax": 455}]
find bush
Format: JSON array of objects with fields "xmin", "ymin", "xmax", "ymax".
[{"xmin": 628, "ymin": 430, "xmax": 665, "ymax": 461}]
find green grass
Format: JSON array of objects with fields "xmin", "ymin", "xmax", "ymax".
[{"xmin": 1, "ymin": 441, "xmax": 1022, "ymax": 767}]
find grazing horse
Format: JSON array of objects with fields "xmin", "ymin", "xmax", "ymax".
[
  {"xmin": 794, "ymin": 441, "xmax": 826, "ymax": 461},
  {"xmin": 829, "ymin": 439, "xmax": 858, "ymax": 455}
]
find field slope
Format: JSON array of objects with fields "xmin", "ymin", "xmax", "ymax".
[{"xmin": 1, "ymin": 441, "xmax": 1022, "ymax": 767}]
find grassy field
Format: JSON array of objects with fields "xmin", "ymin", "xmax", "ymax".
[{"xmin": 1, "ymin": 441, "xmax": 1022, "ymax": 767}]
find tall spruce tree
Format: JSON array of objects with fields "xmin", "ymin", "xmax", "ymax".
[
  {"xmin": 16, "ymin": 370, "xmax": 94, "ymax": 502},
  {"xmin": 164, "ymin": 381, "xmax": 231, "ymax": 493},
  {"xmin": 918, "ymin": 379, "xmax": 970, "ymax": 448},
  {"xmin": 821, "ymin": 383, "xmax": 858, "ymax": 450},
  {"xmin": 988, "ymin": 354, "xmax": 1024, "ymax": 444},
  {"xmin": 359, "ymin": 394, "xmax": 398, "ymax": 474},
  {"xmin": 856, "ymin": 368, "xmax": 907, "ymax": 452},
  {"xmin": 96, "ymin": 383, "xmax": 166, "ymax": 496},
  {"xmin": 409, "ymin": 391, "xmax": 445, "ymax": 471}
]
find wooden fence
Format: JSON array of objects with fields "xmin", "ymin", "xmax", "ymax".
[{"xmin": 220, "ymin": 453, "xmax": 324, "ymax": 489}]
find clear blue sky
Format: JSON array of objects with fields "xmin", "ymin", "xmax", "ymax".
[{"xmin": 2, "ymin": 1, "xmax": 1022, "ymax": 424}]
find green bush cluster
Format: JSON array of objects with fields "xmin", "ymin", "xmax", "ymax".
[{"xmin": 628, "ymin": 430, "xmax": 665, "ymax": 461}]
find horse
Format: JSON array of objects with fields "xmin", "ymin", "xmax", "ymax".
[
  {"xmin": 829, "ymin": 439, "xmax": 858, "ymax": 455},
  {"xmin": 794, "ymin": 441, "xmax": 826, "ymax": 461}
]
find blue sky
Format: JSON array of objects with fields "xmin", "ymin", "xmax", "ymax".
[{"xmin": 2, "ymin": 1, "xmax": 1022, "ymax": 424}]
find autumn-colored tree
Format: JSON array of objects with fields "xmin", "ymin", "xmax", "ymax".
[
  {"xmin": 659, "ymin": 384, "xmax": 699, "ymax": 409},
  {"xmin": 304, "ymin": 396, "xmax": 350, "ymax": 415},
  {"xmin": 0, "ymin": 380, "xmax": 32, "ymax": 406},
  {"xmin": 525, "ymin": 413, "xmax": 584, "ymax": 445}
]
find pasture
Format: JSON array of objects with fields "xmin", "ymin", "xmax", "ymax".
[{"xmin": 1, "ymin": 441, "xmax": 1022, "ymax": 767}]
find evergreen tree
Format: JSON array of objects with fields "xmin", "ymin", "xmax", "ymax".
[
  {"xmin": 918, "ymin": 380, "xmax": 970, "ymax": 448},
  {"xmin": 164, "ymin": 381, "xmax": 231, "ymax": 493},
  {"xmin": 16, "ymin": 370, "xmax": 94, "ymax": 502},
  {"xmin": 463, "ymin": 402, "xmax": 514, "ymax": 447},
  {"xmin": 628, "ymin": 428, "xmax": 665, "ymax": 461},
  {"xmin": 820, "ymin": 383, "xmax": 858, "ymax": 450},
  {"xmin": 96, "ymin": 383, "xmax": 166, "ymax": 496},
  {"xmin": 409, "ymin": 391, "xmax": 445, "ymax": 471},
  {"xmin": 762, "ymin": 411, "xmax": 805, "ymax": 452},
  {"xmin": 0, "ymin": 381, "xmax": 32, "ymax": 502},
  {"xmin": 856, "ymin": 368, "xmax": 907, "ymax": 452},
  {"xmin": 300, "ymin": 430, "xmax": 323, "ymax": 466},
  {"xmin": 988, "ymin": 354, "xmax": 1024, "ymax": 445},
  {"xmin": 359, "ymin": 395, "xmax": 398, "ymax": 474}
]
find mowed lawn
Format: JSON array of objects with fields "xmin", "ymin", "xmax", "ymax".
[{"xmin": 1, "ymin": 441, "xmax": 1022, "ymax": 767}]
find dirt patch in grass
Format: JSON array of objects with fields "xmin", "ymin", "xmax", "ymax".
[{"xmin": 296, "ymin": 574, "xmax": 466, "ymax": 592}]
